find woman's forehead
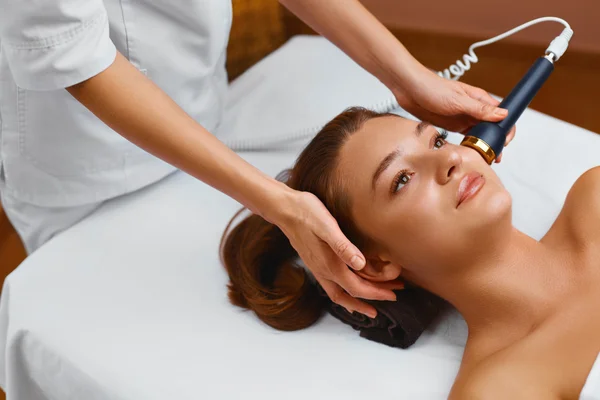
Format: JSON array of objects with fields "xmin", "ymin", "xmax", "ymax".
[{"xmin": 338, "ymin": 116, "xmax": 419, "ymax": 180}]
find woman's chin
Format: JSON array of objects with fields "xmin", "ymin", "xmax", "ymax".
[{"xmin": 459, "ymin": 188, "xmax": 512, "ymax": 230}]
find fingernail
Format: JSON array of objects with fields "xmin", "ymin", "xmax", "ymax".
[
  {"xmin": 368, "ymin": 311, "xmax": 377, "ymax": 319},
  {"xmin": 350, "ymin": 255, "xmax": 365, "ymax": 270},
  {"xmin": 495, "ymin": 108, "xmax": 508, "ymax": 117}
]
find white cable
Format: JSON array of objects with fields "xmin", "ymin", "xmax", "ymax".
[
  {"xmin": 438, "ymin": 17, "xmax": 572, "ymax": 80},
  {"xmin": 227, "ymin": 17, "xmax": 572, "ymax": 151}
]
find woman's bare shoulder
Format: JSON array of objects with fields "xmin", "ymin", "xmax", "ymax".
[
  {"xmin": 449, "ymin": 357, "xmax": 558, "ymax": 400},
  {"xmin": 567, "ymin": 166, "xmax": 600, "ymax": 201},
  {"xmin": 449, "ymin": 339, "xmax": 526, "ymax": 400},
  {"xmin": 559, "ymin": 166, "xmax": 600, "ymax": 246},
  {"xmin": 543, "ymin": 167, "xmax": 600, "ymax": 248}
]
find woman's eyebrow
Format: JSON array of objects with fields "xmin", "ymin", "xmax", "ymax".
[
  {"xmin": 372, "ymin": 148, "xmax": 401, "ymax": 191},
  {"xmin": 370, "ymin": 121, "xmax": 432, "ymax": 191}
]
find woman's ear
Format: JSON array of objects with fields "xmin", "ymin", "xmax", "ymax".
[{"xmin": 355, "ymin": 256, "xmax": 402, "ymax": 282}]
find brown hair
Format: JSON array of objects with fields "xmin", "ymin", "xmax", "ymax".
[{"xmin": 220, "ymin": 107, "xmax": 396, "ymax": 331}]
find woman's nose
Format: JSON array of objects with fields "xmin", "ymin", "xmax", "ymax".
[{"xmin": 435, "ymin": 147, "xmax": 462, "ymax": 184}]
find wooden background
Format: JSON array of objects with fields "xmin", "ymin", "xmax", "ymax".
[{"xmin": 0, "ymin": 1, "xmax": 597, "ymax": 397}]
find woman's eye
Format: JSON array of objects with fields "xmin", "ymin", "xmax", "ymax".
[
  {"xmin": 393, "ymin": 171, "xmax": 412, "ymax": 193},
  {"xmin": 434, "ymin": 135, "xmax": 446, "ymax": 149}
]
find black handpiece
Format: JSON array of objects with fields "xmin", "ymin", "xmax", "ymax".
[{"xmin": 461, "ymin": 55, "xmax": 555, "ymax": 164}]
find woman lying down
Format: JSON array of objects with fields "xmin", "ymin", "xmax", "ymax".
[{"xmin": 220, "ymin": 107, "xmax": 600, "ymax": 399}]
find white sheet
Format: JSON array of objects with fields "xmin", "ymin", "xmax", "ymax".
[{"xmin": 0, "ymin": 36, "xmax": 598, "ymax": 400}]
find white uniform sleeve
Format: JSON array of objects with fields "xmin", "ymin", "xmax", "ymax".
[{"xmin": 0, "ymin": 0, "xmax": 117, "ymax": 91}]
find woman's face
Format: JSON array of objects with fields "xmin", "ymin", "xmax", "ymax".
[{"xmin": 336, "ymin": 115, "xmax": 512, "ymax": 277}]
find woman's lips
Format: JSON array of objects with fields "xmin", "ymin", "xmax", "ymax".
[{"xmin": 457, "ymin": 172, "xmax": 485, "ymax": 207}]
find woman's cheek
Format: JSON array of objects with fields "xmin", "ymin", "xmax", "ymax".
[{"xmin": 412, "ymin": 190, "xmax": 438, "ymax": 219}]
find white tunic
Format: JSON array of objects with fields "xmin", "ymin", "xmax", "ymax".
[{"xmin": 0, "ymin": 0, "xmax": 232, "ymax": 207}]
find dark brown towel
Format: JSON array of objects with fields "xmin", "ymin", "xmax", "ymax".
[{"xmin": 319, "ymin": 285, "xmax": 446, "ymax": 349}]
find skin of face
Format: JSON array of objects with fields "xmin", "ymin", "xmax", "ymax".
[{"xmin": 335, "ymin": 116, "xmax": 513, "ymax": 283}]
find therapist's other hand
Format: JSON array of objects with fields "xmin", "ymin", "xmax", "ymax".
[
  {"xmin": 393, "ymin": 67, "xmax": 517, "ymax": 156},
  {"xmin": 273, "ymin": 190, "xmax": 400, "ymax": 318}
]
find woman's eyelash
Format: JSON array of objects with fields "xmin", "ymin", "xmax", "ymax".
[
  {"xmin": 391, "ymin": 169, "xmax": 412, "ymax": 194},
  {"xmin": 432, "ymin": 129, "xmax": 448, "ymax": 149},
  {"xmin": 390, "ymin": 130, "xmax": 448, "ymax": 194}
]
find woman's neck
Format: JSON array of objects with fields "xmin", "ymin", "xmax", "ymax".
[{"xmin": 417, "ymin": 227, "xmax": 580, "ymax": 340}]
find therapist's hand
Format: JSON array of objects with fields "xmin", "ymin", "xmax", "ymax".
[
  {"xmin": 272, "ymin": 190, "xmax": 401, "ymax": 318},
  {"xmin": 280, "ymin": 0, "xmax": 515, "ymax": 163},
  {"xmin": 393, "ymin": 66, "xmax": 516, "ymax": 161}
]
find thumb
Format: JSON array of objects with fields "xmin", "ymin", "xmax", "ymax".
[
  {"xmin": 463, "ymin": 96, "xmax": 508, "ymax": 122},
  {"xmin": 325, "ymin": 227, "xmax": 366, "ymax": 271}
]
